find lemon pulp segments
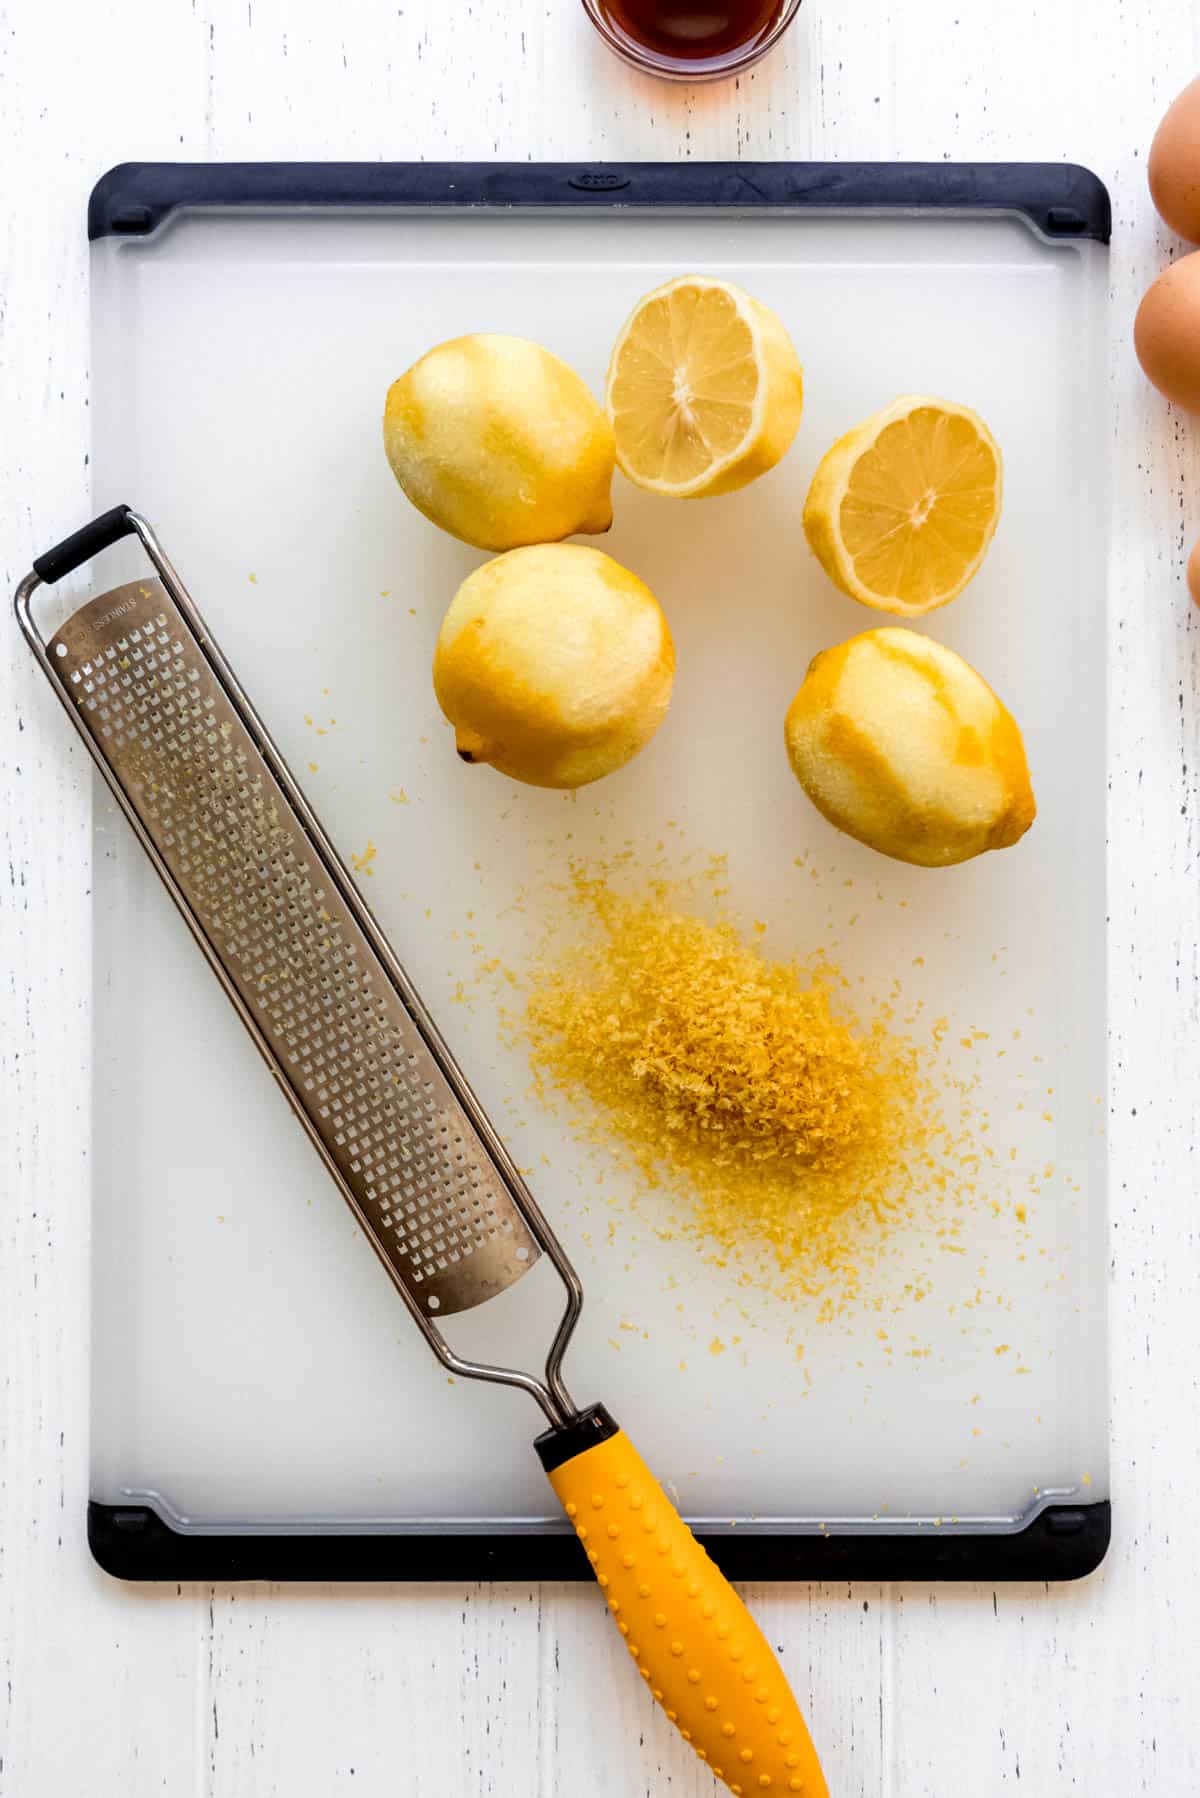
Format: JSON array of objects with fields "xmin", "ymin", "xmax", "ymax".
[
  {"xmin": 605, "ymin": 276, "xmax": 803, "ymax": 498},
  {"xmin": 609, "ymin": 282, "xmax": 755, "ymax": 487},
  {"xmin": 804, "ymin": 398, "xmax": 1002, "ymax": 616}
]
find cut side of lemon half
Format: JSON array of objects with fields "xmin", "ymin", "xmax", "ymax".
[
  {"xmin": 803, "ymin": 397, "xmax": 1003, "ymax": 616},
  {"xmin": 605, "ymin": 275, "xmax": 804, "ymax": 499}
]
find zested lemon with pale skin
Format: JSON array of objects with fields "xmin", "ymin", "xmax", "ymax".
[
  {"xmin": 803, "ymin": 397, "xmax": 1003, "ymax": 616},
  {"xmin": 784, "ymin": 627, "xmax": 1035, "ymax": 868},
  {"xmin": 605, "ymin": 275, "xmax": 804, "ymax": 498},
  {"xmin": 434, "ymin": 545, "xmax": 675, "ymax": 790},
  {"xmin": 383, "ymin": 335, "xmax": 615, "ymax": 552}
]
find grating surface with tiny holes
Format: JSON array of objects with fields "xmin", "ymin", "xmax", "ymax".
[{"xmin": 51, "ymin": 576, "xmax": 540, "ymax": 1317}]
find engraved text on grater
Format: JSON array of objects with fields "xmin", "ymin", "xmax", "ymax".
[{"xmin": 92, "ymin": 596, "xmax": 138, "ymax": 632}]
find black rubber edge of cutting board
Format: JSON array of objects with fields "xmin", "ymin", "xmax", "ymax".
[
  {"xmin": 88, "ymin": 1499, "xmax": 1110, "ymax": 1583},
  {"xmin": 87, "ymin": 160, "xmax": 1112, "ymax": 244},
  {"xmin": 84, "ymin": 156, "xmax": 1112, "ymax": 1583}
]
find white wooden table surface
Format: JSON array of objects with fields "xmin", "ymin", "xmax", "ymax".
[{"xmin": 3, "ymin": 2, "xmax": 1199, "ymax": 1792}]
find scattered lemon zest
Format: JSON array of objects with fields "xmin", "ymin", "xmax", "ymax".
[{"xmin": 512, "ymin": 860, "xmax": 982, "ymax": 1309}]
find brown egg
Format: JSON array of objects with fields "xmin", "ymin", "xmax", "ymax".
[
  {"xmin": 1188, "ymin": 536, "xmax": 1200, "ymax": 607},
  {"xmin": 1134, "ymin": 251, "xmax": 1200, "ymax": 410},
  {"xmin": 1150, "ymin": 77, "xmax": 1200, "ymax": 241}
]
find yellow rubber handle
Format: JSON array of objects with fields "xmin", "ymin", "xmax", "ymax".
[{"xmin": 547, "ymin": 1428, "xmax": 828, "ymax": 1797}]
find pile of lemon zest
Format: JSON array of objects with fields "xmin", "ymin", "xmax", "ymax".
[{"xmin": 507, "ymin": 861, "xmax": 983, "ymax": 1309}]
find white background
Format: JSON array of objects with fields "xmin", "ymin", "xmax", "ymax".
[{"xmin": 2, "ymin": 1, "xmax": 1199, "ymax": 1793}]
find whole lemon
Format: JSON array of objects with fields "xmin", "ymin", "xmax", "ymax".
[
  {"xmin": 784, "ymin": 628, "xmax": 1035, "ymax": 868},
  {"xmin": 384, "ymin": 335, "xmax": 615, "ymax": 551},
  {"xmin": 433, "ymin": 545, "xmax": 674, "ymax": 789}
]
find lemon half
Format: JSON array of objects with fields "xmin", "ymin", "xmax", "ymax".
[
  {"xmin": 605, "ymin": 275, "xmax": 804, "ymax": 499},
  {"xmin": 803, "ymin": 397, "xmax": 1003, "ymax": 616}
]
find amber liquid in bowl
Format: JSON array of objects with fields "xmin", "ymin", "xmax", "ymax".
[{"xmin": 592, "ymin": 0, "xmax": 787, "ymax": 66}]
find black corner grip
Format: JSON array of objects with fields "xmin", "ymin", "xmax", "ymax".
[
  {"xmin": 32, "ymin": 505, "xmax": 137, "ymax": 585},
  {"xmin": 534, "ymin": 1402, "xmax": 620, "ymax": 1474}
]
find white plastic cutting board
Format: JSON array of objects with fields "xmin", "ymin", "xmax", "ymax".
[{"xmin": 86, "ymin": 205, "xmax": 1107, "ymax": 1531}]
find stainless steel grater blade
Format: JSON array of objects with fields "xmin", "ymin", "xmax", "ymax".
[
  {"xmin": 17, "ymin": 507, "xmax": 581, "ymax": 1425},
  {"xmin": 18, "ymin": 507, "xmax": 827, "ymax": 1797},
  {"xmin": 54, "ymin": 573, "xmax": 539, "ymax": 1316}
]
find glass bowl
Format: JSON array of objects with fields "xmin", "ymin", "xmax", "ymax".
[{"xmin": 581, "ymin": 0, "xmax": 803, "ymax": 83}]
